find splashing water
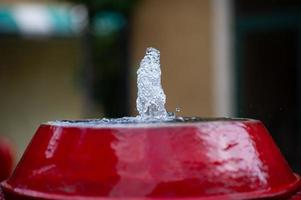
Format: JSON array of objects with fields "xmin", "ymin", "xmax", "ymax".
[
  {"xmin": 136, "ymin": 47, "xmax": 169, "ymax": 120},
  {"xmin": 48, "ymin": 47, "xmax": 179, "ymax": 126}
]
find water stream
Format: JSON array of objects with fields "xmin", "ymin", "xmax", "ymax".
[
  {"xmin": 136, "ymin": 47, "xmax": 169, "ymax": 120},
  {"xmin": 48, "ymin": 47, "xmax": 183, "ymax": 126}
]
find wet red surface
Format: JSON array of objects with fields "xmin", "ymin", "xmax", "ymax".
[{"xmin": 1, "ymin": 119, "xmax": 300, "ymax": 199}]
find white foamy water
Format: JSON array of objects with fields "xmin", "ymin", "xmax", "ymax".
[{"xmin": 136, "ymin": 47, "xmax": 169, "ymax": 120}]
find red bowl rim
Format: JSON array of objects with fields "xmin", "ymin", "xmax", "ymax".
[{"xmin": 1, "ymin": 174, "xmax": 301, "ymax": 200}]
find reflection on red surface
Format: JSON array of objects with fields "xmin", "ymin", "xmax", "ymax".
[{"xmin": 1, "ymin": 120, "xmax": 301, "ymax": 199}]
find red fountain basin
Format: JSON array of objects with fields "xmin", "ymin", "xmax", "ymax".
[{"xmin": 1, "ymin": 119, "xmax": 301, "ymax": 199}]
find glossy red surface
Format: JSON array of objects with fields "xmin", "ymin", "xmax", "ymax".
[
  {"xmin": 0, "ymin": 138, "xmax": 14, "ymax": 182},
  {"xmin": 1, "ymin": 119, "xmax": 301, "ymax": 199}
]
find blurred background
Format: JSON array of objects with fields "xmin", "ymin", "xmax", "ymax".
[{"xmin": 0, "ymin": 0, "xmax": 301, "ymax": 173}]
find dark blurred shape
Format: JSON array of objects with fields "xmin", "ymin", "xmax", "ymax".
[
  {"xmin": 234, "ymin": 0, "xmax": 301, "ymax": 172},
  {"xmin": 235, "ymin": 0, "xmax": 301, "ymax": 16},
  {"xmin": 73, "ymin": 0, "xmax": 138, "ymax": 117},
  {"xmin": 90, "ymin": 11, "xmax": 129, "ymax": 118},
  {"xmin": 0, "ymin": 138, "xmax": 14, "ymax": 182}
]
